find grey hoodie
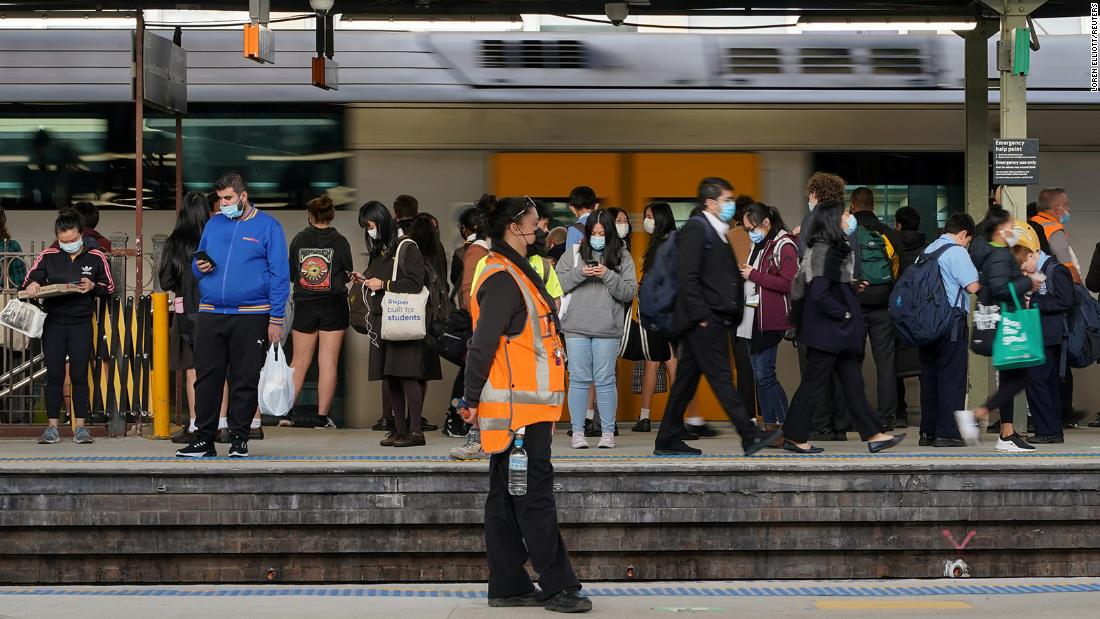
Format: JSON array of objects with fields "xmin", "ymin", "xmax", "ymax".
[{"xmin": 556, "ymin": 246, "xmax": 638, "ymax": 339}]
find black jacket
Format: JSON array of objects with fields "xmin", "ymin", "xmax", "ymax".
[
  {"xmin": 895, "ymin": 230, "xmax": 927, "ymax": 276},
  {"xmin": 852, "ymin": 210, "xmax": 902, "ymax": 307},
  {"xmin": 1034, "ymin": 256, "xmax": 1074, "ymax": 347},
  {"xmin": 1086, "ymin": 241, "xmax": 1100, "ymax": 296},
  {"xmin": 673, "ymin": 215, "xmax": 742, "ymax": 333},
  {"xmin": 971, "ymin": 239, "xmax": 1031, "ymax": 308},
  {"xmin": 21, "ymin": 246, "xmax": 115, "ymax": 324},
  {"xmin": 288, "ymin": 225, "xmax": 354, "ymax": 301}
]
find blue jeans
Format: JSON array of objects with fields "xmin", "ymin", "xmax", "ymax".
[
  {"xmin": 566, "ymin": 337, "xmax": 619, "ymax": 433},
  {"xmin": 750, "ymin": 344, "xmax": 787, "ymax": 424}
]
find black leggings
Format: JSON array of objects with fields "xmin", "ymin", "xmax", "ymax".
[
  {"xmin": 43, "ymin": 320, "xmax": 93, "ymax": 421},
  {"xmin": 385, "ymin": 376, "xmax": 425, "ymax": 435}
]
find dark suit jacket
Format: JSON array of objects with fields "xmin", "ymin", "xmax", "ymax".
[
  {"xmin": 1086, "ymin": 241, "xmax": 1100, "ymax": 296},
  {"xmin": 673, "ymin": 215, "xmax": 743, "ymax": 333}
]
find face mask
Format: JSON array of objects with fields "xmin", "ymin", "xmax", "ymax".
[
  {"xmin": 367, "ymin": 227, "xmax": 379, "ymax": 240},
  {"xmin": 615, "ymin": 223, "xmax": 630, "ymax": 239},
  {"xmin": 643, "ymin": 218, "xmax": 655, "ymax": 235},
  {"xmin": 60, "ymin": 239, "xmax": 83, "ymax": 254},
  {"xmin": 220, "ymin": 199, "xmax": 242, "ymax": 219},
  {"xmin": 1060, "ymin": 212, "xmax": 1071, "ymax": 225},
  {"xmin": 589, "ymin": 235, "xmax": 606, "ymax": 251},
  {"xmin": 844, "ymin": 214, "xmax": 858, "ymax": 235},
  {"xmin": 748, "ymin": 229, "xmax": 766, "ymax": 244},
  {"xmin": 808, "ymin": 200, "xmax": 815, "ymax": 212},
  {"xmin": 718, "ymin": 201, "xmax": 736, "ymax": 223}
]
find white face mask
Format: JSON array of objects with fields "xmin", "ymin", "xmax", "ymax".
[
  {"xmin": 615, "ymin": 222, "xmax": 630, "ymax": 239},
  {"xmin": 368, "ymin": 227, "xmax": 379, "ymax": 240},
  {"xmin": 642, "ymin": 218, "xmax": 655, "ymax": 235}
]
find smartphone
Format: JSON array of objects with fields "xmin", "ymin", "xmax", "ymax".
[
  {"xmin": 192, "ymin": 250, "xmax": 216, "ymax": 269},
  {"xmin": 585, "ymin": 260, "xmax": 599, "ymax": 268}
]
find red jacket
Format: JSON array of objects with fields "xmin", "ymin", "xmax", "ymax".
[{"xmin": 746, "ymin": 231, "xmax": 798, "ymax": 333}]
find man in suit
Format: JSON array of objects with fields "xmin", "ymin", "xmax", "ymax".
[{"xmin": 653, "ymin": 176, "xmax": 781, "ymax": 456}]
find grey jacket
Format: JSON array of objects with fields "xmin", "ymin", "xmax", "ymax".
[{"xmin": 556, "ymin": 246, "xmax": 638, "ymax": 339}]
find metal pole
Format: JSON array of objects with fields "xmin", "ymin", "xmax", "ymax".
[
  {"xmin": 172, "ymin": 27, "xmax": 184, "ymax": 429},
  {"xmin": 135, "ymin": 9, "xmax": 145, "ymax": 298}
]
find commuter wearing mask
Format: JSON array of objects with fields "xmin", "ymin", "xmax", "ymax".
[
  {"xmin": 287, "ymin": 195, "xmax": 353, "ymax": 429},
  {"xmin": 608, "ymin": 207, "xmax": 632, "ymax": 250},
  {"xmin": 565, "ymin": 186, "xmax": 600, "ymax": 248},
  {"xmin": 891, "ymin": 206, "xmax": 927, "ymax": 428},
  {"xmin": 782, "ymin": 199, "xmax": 905, "ymax": 454},
  {"xmin": 956, "ymin": 222, "xmax": 1070, "ymax": 449},
  {"xmin": 737, "ymin": 203, "xmax": 798, "ymax": 447},
  {"xmin": 353, "ymin": 201, "xmax": 431, "ymax": 448},
  {"xmin": 557, "ymin": 209, "xmax": 638, "ymax": 449},
  {"xmin": 22, "ymin": 210, "xmax": 115, "ymax": 445},
  {"xmin": 725, "ymin": 194, "xmax": 758, "ymax": 432}
]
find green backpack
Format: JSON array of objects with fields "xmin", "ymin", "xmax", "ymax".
[{"xmin": 855, "ymin": 227, "xmax": 894, "ymax": 286}]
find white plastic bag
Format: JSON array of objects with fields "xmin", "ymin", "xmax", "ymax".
[
  {"xmin": 258, "ymin": 344, "xmax": 295, "ymax": 417},
  {"xmin": 0, "ymin": 298, "xmax": 46, "ymax": 339}
]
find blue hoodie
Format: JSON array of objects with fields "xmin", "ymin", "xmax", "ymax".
[{"xmin": 193, "ymin": 207, "xmax": 290, "ymax": 325}]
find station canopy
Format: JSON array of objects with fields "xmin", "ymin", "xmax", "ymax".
[{"xmin": 9, "ymin": 1, "xmax": 1092, "ymax": 19}]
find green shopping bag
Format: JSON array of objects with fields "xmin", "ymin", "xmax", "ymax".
[{"xmin": 992, "ymin": 284, "xmax": 1045, "ymax": 371}]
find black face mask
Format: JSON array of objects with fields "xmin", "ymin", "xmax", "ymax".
[{"xmin": 527, "ymin": 228, "xmax": 548, "ymax": 258}]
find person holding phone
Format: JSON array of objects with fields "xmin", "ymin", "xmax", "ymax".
[
  {"xmin": 21, "ymin": 209, "xmax": 115, "ymax": 445},
  {"xmin": 556, "ymin": 209, "xmax": 637, "ymax": 449}
]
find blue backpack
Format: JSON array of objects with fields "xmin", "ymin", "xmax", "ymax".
[
  {"xmin": 639, "ymin": 215, "xmax": 712, "ymax": 337},
  {"xmin": 1065, "ymin": 283, "xmax": 1100, "ymax": 369},
  {"xmin": 889, "ymin": 244, "xmax": 964, "ymax": 347}
]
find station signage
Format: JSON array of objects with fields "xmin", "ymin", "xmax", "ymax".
[
  {"xmin": 992, "ymin": 138, "xmax": 1039, "ymax": 185},
  {"xmin": 141, "ymin": 31, "xmax": 188, "ymax": 114}
]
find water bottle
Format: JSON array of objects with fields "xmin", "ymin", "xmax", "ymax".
[{"xmin": 507, "ymin": 433, "xmax": 528, "ymax": 497}]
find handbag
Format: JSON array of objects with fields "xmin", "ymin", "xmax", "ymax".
[
  {"xmin": 348, "ymin": 280, "xmax": 371, "ymax": 335},
  {"xmin": 992, "ymin": 285, "xmax": 1046, "ymax": 371},
  {"xmin": 380, "ymin": 239, "xmax": 430, "ymax": 342},
  {"xmin": 970, "ymin": 302, "xmax": 1000, "ymax": 357},
  {"xmin": 619, "ymin": 300, "xmax": 671, "ymax": 362},
  {"xmin": 0, "ymin": 298, "xmax": 46, "ymax": 339}
]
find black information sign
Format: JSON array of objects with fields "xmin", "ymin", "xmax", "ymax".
[
  {"xmin": 992, "ymin": 138, "xmax": 1038, "ymax": 185},
  {"xmin": 141, "ymin": 31, "xmax": 188, "ymax": 114}
]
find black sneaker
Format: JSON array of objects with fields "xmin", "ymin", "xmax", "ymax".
[
  {"xmin": 743, "ymin": 428, "xmax": 783, "ymax": 457},
  {"xmin": 543, "ymin": 587, "xmax": 592, "ymax": 613},
  {"xmin": 228, "ymin": 437, "xmax": 249, "ymax": 458},
  {"xmin": 1028, "ymin": 434, "xmax": 1064, "ymax": 444},
  {"xmin": 315, "ymin": 415, "xmax": 337, "ymax": 429},
  {"xmin": 371, "ymin": 417, "xmax": 395, "ymax": 432},
  {"xmin": 488, "ymin": 591, "xmax": 543, "ymax": 608},
  {"xmin": 654, "ymin": 439, "xmax": 702, "ymax": 456},
  {"xmin": 442, "ymin": 413, "xmax": 468, "ymax": 438},
  {"xmin": 249, "ymin": 426, "xmax": 265, "ymax": 440},
  {"xmin": 685, "ymin": 423, "xmax": 719, "ymax": 438},
  {"xmin": 631, "ymin": 418, "xmax": 651, "ymax": 432},
  {"xmin": 918, "ymin": 433, "xmax": 934, "ymax": 447},
  {"xmin": 175, "ymin": 439, "xmax": 216, "ymax": 458},
  {"xmin": 215, "ymin": 428, "xmax": 231, "ymax": 444}
]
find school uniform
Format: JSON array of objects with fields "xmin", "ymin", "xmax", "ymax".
[{"xmin": 1025, "ymin": 253, "xmax": 1074, "ymax": 439}]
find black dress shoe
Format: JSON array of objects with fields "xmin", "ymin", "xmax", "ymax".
[
  {"xmin": 488, "ymin": 591, "xmax": 543, "ymax": 608},
  {"xmin": 654, "ymin": 439, "xmax": 702, "ymax": 456},
  {"xmin": 868, "ymin": 433, "xmax": 906, "ymax": 453},
  {"xmin": 918, "ymin": 433, "xmax": 934, "ymax": 447},
  {"xmin": 743, "ymin": 428, "xmax": 783, "ymax": 456},
  {"xmin": 420, "ymin": 421, "xmax": 439, "ymax": 432},
  {"xmin": 248, "ymin": 426, "xmax": 264, "ymax": 440},
  {"xmin": 782, "ymin": 439, "xmax": 824, "ymax": 454},
  {"xmin": 933, "ymin": 437, "xmax": 966, "ymax": 447},
  {"xmin": 371, "ymin": 417, "xmax": 394, "ymax": 432},
  {"xmin": 215, "ymin": 428, "xmax": 231, "ymax": 444},
  {"xmin": 170, "ymin": 429, "xmax": 194, "ymax": 444},
  {"xmin": 631, "ymin": 418, "xmax": 651, "ymax": 432},
  {"xmin": 681, "ymin": 430, "xmax": 700, "ymax": 441},
  {"xmin": 543, "ymin": 587, "xmax": 593, "ymax": 613},
  {"xmin": 894, "ymin": 418, "xmax": 909, "ymax": 429},
  {"xmin": 1028, "ymin": 434, "xmax": 1065, "ymax": 444},
  {"xmin": 686, "ymin": 423, "xmax": 719, "ymax": 438}
]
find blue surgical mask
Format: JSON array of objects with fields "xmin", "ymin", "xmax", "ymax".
[
  {"xmin": 220, "ymin": 199, "xmax": 242, "ymax": 219},
  {"xmin": 808, "ymin": 200, "xmax": 815, "ymax": 211},
  {"xmin": 719, "ymin": 201, "xmax": 736, "ymax": 223},
  {"xmin": 748, "ymin": 229, "xmax": 766, "ymax": 244},
  {"xmin": 845, "ymin": 214, "xmax": 858, "ymax": 235},
  {"xmin": 1060, "ymin": 212, "xmax": 1071, "ymax": 225},
  {"xmin": 59, "ymin": 239, "xmax": 83, "ymax": 254},
  {"xmin": 589, "ymin": 235, "xmax": 606, "ymax": 251}
]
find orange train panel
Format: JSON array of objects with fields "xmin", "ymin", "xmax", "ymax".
[{"xmin": 491, "ymin": 153, "xmax": 623, "ymax": 208}]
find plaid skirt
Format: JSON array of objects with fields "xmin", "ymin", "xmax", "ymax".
[{"xmin": 631, "ymin": 360, "xmax": 668, "ymax": 394}]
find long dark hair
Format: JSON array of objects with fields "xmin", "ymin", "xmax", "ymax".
[
  {"xmin": 406, "ymin": 212, "xmax": 447, "ymax": 279},
  {"xmin": 482, "ymin": 195, "xmax": 531, "ymax": 240},
  {"xmin": 977, "ymin": 207, "xmax": 1011, "ymax": 242},
  {"xmin": 607, "ymin": 207, "xmax": 632, "ymax": 252},
  {"xmin": 158, "ymin": 191, "xmax": 210, "ymax": 294},
  {"xmin": 0, "ymin": 206, "xmax": 11, "ymax": 241},
  {"xmin": 642, "ymin": 201, "xmax": 675, "ymax": 274},
  {"xmin": 580, "ymin": 209, "xmax": 624, "ymax": 270},
  {"xmin": 359, "ymin": 200, "xmax": 397, "ymax": 258},
  {"xmin": 805, "ymin": 199, "xmax": 848, "ymax": 249},
  {"xmin": 744, "ymin": 202, "xmax": 787, "ymax": 233}
]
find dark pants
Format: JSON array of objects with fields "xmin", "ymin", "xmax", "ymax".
[
  {"xmin": 1061, "ymin": 367, "xmax": 1074, "ymax": 417},
  {"xmin": 863, "ymin": 307, "xmax": 898, "ymax": 426},
  {"xmin": 918, "ymin": 319, "xmax": 968, "ymax": 440},
  {"xmin": 43, "ymin": 320, "xmax": 93, "ymax": 420},
  {"xmin": 796, "ymin": 342, "xmax": 850, "ymax": 434},
  {"xmin": 486, "ymin": 421, "xmax": 580, "ymax": 600},
  {"xmin": 985, "ymin": 368, "xmax": 1027, "ymax": 415},
  {"xmin": 656, "ymin": 321, "xmax": 759, "ymax": 446},
  {"xmin": 193, "ymin": 313, "xmax": 268, "ymax": 442},
  {"xmin": 784, "ymin": 347, "xmax": 884, "ymax": 443},
  {"xmin": 733, "ymin": 336, "xmax": 757, "ymax": 420},
  {"xmin": 1026, "ymin": 346, "xmax": 1063, "ymax": 437}
]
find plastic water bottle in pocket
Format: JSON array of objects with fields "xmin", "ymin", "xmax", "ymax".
[{"xmin": 507, "ymin": 432, "xmax": 528, "ymax": 497}]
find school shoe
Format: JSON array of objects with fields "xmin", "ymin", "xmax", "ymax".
[
  {"xmin": 249, "ymin": 426, "xmax": 265, "ymax": 440},
  {"xmin": 953, "ymin": 409, "xmax": 980, "ymax": 446},
  {"xmin": 571, "ymin": 435, "xmax": 590, "ymax": 449},
  {"xmin": 449, "ymin": 432, "xmax": 486, "ymax": 461},
  {"xmin": 228, "ymin": 437, "xmax": 249, "ymax": 458},
  {"xmin": 171, "ymin": 428, "xmax": 195, "ymax": 444},
  {"xmin": 995, "ymin": 433, "xmax": 1036, "ymax": 452},
  {"xmin": 653, "ymin": 439, "xmax": 702, "ymax": 456},
  {"xmin": 782, "ymin": 440, "xmax": 824, "ymax": 454},
  {"xmin": 394, "ymin": 432, "xmax": 426, "ymax": 447},
  {"xmin": 175, "ymin": 439, "xmax": 217, "ymax": 458},
  {"xmin": 918, "ymin": 433, "xmax": 934, "ymax": 447},
  {"xmin": 933, "ymin": 438, "xmax": 966, "ymax": 448},
  {"xmin": 38, "ymin": 426, "xmax": 60, "ymax": 445},
  {"xmin": 543, "ymin": 587, "xmax": 592, "ymax": 614},
  {"xmin": 488, "ymin": 591, "xmax": 544, "ymax": 608},
  {"xmin": 686, "ymin": 423, "xmax": 719, "ymax": 438},
  {"xmin": 597, "ymin": 432, "xmax": 615, "ymax": 449},
  {"xmin": 420, "ymin": 421, "xmax": 439, "ymax": 433},
  {"xmin": 372, "ymin": 417, "xmax": 395, "ymax": 432},
  {"xmin": 868, "ymin": 433, "xmax": 906, "ymax": 453},
  {"xmin": 1028, "ymin": 434, "xmax": 1065, "ymax": 444},
  {"xmin": 314, "ymin": 415, "xmax": 337, "ymax": 430},
  {"xmin": 215, "ymin": 428, "xmax": 231, "ymax": 444},
  {"xmin": 380, "ymin": 431, "xmax": 400, "ymax": 447},
  {"xmin": 73, "ymin": 427, "xmax": 94, "ymax": 444},
  {"xmin": 631, "ymin": 418, "xmax": 651, "ymax": 432},
  {"xmin": 742, "ymin": 428, "xmax": 783, "ymax": 456}
]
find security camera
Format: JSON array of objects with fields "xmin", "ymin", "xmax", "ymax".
[
  {"xmin": 309, "ymin": 0, "xmax": 335, "ymax": 12},
  {"xmin": 605, "ymin": 2, "xmax": 628, "ymax": 27}
]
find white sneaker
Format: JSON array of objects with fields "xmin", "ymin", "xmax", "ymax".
[
  {"xmin": 995, "ymin": 433, "xmax": 1036, "ymax": 453},
  {"xmin": 571, "ymin": 434, "xmax": 589, "ymax": 449},
  {"xmin": 597, "ymin": 431, "xmax": 615, "ymax": 449},
  {"xmin": 954, "ymin": 410, "xmax": 980, "ymax": 446}
]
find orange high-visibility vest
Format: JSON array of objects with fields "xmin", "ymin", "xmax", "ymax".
[
  {"xmin": 1030, "ymin": 211, "xmax": 1076, "ymax": 272},
  {"xmin": 469, "ymin": 252, "xmax": 566, "ymax": 454}
]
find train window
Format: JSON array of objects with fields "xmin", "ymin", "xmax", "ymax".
[
  {"xmin": 0, "ymin": 116, "xmax": 109, "ymax": 211},
  {"xmin": 724, "ymin": 48, "xmax": 783, "ymax": 74},
  {"xmin": 799, "ymin": 48, "xmax": 854, "ymax": 74},
  {"xmin": 870, "ymin": 48, "xmax": 926, "ymax": 75}
]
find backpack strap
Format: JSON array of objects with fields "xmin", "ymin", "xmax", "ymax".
[{"xmin": 539, "ymin": 256, "xmax": 551, "ymax": 284}]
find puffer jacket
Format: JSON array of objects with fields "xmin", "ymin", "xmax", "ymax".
[{"xmin": 971, "ymin": 238, "xmax": 1031, "ymax": 307}]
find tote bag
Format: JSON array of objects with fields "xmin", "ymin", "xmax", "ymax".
[
  {"xmin": 992, "ymin": 285, "xmax": 1045, "ymax": 371},
  {"xmin": 381, "ymin": 239, "xmax": 430, "ymax": 342},
  {"xmin": 618, "ymin": 300, "xmax": 671, "ymax": 362}
]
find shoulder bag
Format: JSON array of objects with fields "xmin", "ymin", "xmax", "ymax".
[{"xmin": 380, "ymin": 239, "xmax": 430, "ymax": 341}]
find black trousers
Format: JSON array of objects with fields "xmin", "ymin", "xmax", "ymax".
[
  {"xmin": 732, "ymin": 337, "xmax": 757, "ymax": 420},
  {"xmin": 486, "ymin": 421, "xmax": 580, "ymax": 600},
  {"xmin": 796, "ymin": 342, "xmax": 850, "ymax": 434},
  {"xmin": 1061, "ymin": 367, "xmax": 1074, "ymax": 417},
  {"xmin": 193, "ymin": 313, "xmax": 268, "ymax": 442},
  {"xmin": 918, "ymin": 319, "xmax": 968, "ymax": 440},
  {"xmin": 656, "ymin": 321, "xmax": 758, "ymax": 446},
  {"xmin": 863, "ymin": 307, "xmax": 898, "ymax": 426},
  {"xmin": 785, "ymin": 347, "xmax": 884, "ymax": 443},
  {"xmin": 1026, "ymin": 346, "xmax": 1063, "ymax": 437},
  {"xmin": 42, "ymin": 320, "xmax": 93, "ymax": 420}
]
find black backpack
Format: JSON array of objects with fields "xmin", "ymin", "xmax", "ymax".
[
  {"xmin": 423, "ymin": 263, "xmax": 452, "ymax": 340},
  {"xmin": 889, "ymin": 244, "xmax": 965, "ymax": 347}
]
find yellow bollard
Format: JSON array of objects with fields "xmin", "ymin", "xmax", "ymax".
[{"xmin": 151, "ymin": 292, "xmax": 171, "ymax": 439}]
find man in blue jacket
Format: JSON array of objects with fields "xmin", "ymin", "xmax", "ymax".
[{"xmin": 176, "ymin": 171, "xmax": 289, "ymax": 458}]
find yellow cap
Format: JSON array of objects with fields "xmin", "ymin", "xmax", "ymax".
[{"xmin": 1010, "ymin": 221, "xmax": 1041, "ymax": 252}]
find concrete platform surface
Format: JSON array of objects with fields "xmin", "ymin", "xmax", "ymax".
[
  {"xmin": 2, "ymin": 426, "xmax": 1100, "ymax": 473},
  {"xmin": 2, "ymin": 579, "xmax": 1099, "ymax": 618}
]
